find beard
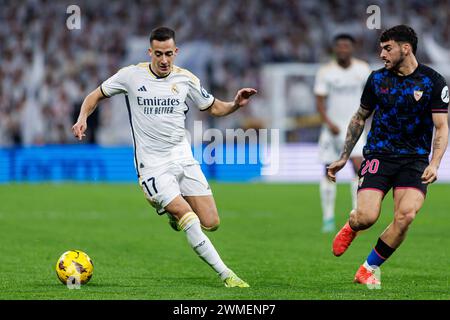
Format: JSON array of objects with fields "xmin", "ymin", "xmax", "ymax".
[{"xmin": 385, "ymin": 52, "xmax": 405, "ymax": 71}]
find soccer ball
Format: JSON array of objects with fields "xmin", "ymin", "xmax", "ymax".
[{"xmin": 55, "ymin": 250, "xmax": 94, "ymax": 285}]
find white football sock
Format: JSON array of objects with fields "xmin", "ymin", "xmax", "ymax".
[
  {"xmin": 320, "ymin": 177, "xmax": 336, "ymax": 222},
  {"xmin": 364, "ymin": 260, "xmax": 378, "ymax": 272},
  {"xmin": 351, "ymin": 177, "xmax": 359, "ymax": 210},
  {"xmin": 179, "ymin": 212, "xmax": 229, "ymax": 280}
]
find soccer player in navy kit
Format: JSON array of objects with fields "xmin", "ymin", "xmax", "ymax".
[{"xmin": 327, "ymin": 25, "xmax": 449, "ymax": 286}]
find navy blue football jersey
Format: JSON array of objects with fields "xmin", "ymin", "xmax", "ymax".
[{"xmin": 361, "ymin": 64, "xmax": 449, "ymax": 157}]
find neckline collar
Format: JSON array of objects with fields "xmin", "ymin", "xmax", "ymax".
[
  {"xmin": 388, "ymin": 63, "xmax": 420, "ymax": 78},
  {"xmin": 335, "ymin": 58, "xmax": 353, "ymax": 70},
  {"xmin": 149, "ymin": 64, "xmax": 171, "ymax": 79}
]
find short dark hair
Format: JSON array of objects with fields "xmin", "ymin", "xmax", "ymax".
[
  {"xmin": 380, "ymin": 25, "xmax": 418, "ymax": 54},
  {"xmin": 150, "ymin": 27, "xmax": 175, "ymax": 44},
  {"xmin": 333, "ymin": 33, "xmax": 355, "ymax": 44}
]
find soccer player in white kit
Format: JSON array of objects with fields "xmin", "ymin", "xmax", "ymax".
[
  {"xmin": 72, "ymin": 27, "xmax": 257, "ymax": 287},
  {"xmin": 314, "ymin": 34, "xmax": 371, "ymax": 233}
]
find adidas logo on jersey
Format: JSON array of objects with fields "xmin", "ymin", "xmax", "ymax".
[{"xmin": 138, "ymin": 86, "xmax": 147, "ymax": 92}]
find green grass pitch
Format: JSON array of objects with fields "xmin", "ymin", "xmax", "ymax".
[{"xmin": 0, "ymin": 183, "xmax": 449, "ymax": 300}]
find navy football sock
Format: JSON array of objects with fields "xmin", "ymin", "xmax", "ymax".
[{"xmin": 365, "ymin": 238, "xmax": 395, "ymax": 268}]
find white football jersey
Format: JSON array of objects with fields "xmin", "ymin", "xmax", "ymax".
[
  {"xmin": 314, "ymin": 58, "xmax": 371, "ymax": 130},
  {"xmin": 101, "ymin": 63, "xmax": 214, "ymax": 176}
]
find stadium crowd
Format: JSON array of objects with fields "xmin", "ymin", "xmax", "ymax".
[{"xmin": 1, "ymin": 0, "xmax": 449, "ymax": 146}]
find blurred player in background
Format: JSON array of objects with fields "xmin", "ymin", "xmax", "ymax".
[
  {"xmin": 328, "ymin": 25, "xmax": 449, "ymax": 286},
  {"xmin": 314, "ymin": 34, "xmax": 371, "ymax": 233},
  {"xmin": 72, "ymin": 27, "xmax": 257, "ymax": 288}
]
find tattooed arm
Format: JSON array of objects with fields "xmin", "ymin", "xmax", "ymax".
[
  {"xmin": 340, "ymin": 106, "xmax": 373, "ymax": 160},
  {"xmin": 421, "ymin": 113, "xmax": 449, "ymax": 184},
  {"xmin": 327, "ymin": 106, "xmax": 373, "ymax": 182}
]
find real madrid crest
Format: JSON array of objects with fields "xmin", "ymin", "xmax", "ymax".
[{"xmin": 171, "ymin": 84, "xmax": 179, "ymax": 94}]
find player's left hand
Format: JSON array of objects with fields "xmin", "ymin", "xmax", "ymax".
[
  {"xmin": 234, "ymin": 88, "xmax": 257, "ymax": 108},
  {"xmin": 421, "ymin": 164, "xmax": 438, "ymax": 184}
]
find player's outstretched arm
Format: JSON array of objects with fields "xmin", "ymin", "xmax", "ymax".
[
  {"xmin": 72, "ymin": 87, "xmax": 106, "ymax": 141},
  {"xmin": 422, "ymin": 113, "xmax": 449, "ymax": 184},
  {"xmin": 327, "ymin": 106, "xmax": 372, "ymax": 182},
  {"xmin": 208, "ymin": 88, "xmax": 257, "ymax": 117}
]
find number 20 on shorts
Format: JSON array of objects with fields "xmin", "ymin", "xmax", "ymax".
[{"xmin": 361, "ymin": 159, "xmax": 380, "ymax": 176}]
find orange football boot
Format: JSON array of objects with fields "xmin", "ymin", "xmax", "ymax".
[
  {"xmin": 332, "ymin": 221, "xmax": 357, "ymax": 256},
  {"xmin": 354, "ymin": 265, "xmax": 381, "ymax": 286}
]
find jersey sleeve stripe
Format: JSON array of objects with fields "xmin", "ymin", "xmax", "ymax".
[
  {"xmin": 431, "ymin": 109, "xmax": 448, "ymax": 113},
  {"xmin": 199, "ymin": 98, "xmax": 215, "ymax": 112},
  {"xmin": 124, "ymin": 95, "xmax": 140, "ymax": 178},
  {"xmin": 360, "ymin": 103, "xmax": 372, "ymax": 110},
  {"xmin": 100, "ymin": 85, "xmax": 110, "ymax": 98}
]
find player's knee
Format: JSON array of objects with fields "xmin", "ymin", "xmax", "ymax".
[
  {"xmin": 394, "ymin": 208, "xmax": 416, "ymax": 231},
  {"xmin": 166, "ymin": 202, "xmax": 193, "ymax": 220},
  {"xmin": 201, "ymin": 216, "xmax": 220, "ymax": 232},
  {"xmin": 350, "ymin": 208, "xmax": 377, "ymax": 230}
]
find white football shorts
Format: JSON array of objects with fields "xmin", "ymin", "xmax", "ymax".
[
  {"xmin": 138, "ymin": 161, "xmax": 212, "ymax": 215},
  {"xmin": 318, "ymin": 127, "xmax": 365, "ymax": 164}
]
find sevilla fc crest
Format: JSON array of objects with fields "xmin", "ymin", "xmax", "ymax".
[{"xmin": 413, "ymin": 90, "xmax": 423, "ymax": 101}]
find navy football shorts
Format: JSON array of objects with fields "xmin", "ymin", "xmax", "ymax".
[{"xmin": 357, "ymin": 155, "xmax": 429, "ymax": 198}]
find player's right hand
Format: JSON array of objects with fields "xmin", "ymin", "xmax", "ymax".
[
  {"xmin": 72, "ymin": 120, "xmax": 87, "ymax": 141},
  {"xmin": 327, "ymin": 158, "xmax": 347, "ymax": 182}
]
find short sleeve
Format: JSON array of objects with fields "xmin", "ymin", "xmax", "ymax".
[
  {"xmin": 431, "ymin": 75, "xmax": 449, "ymax": 113},
  {"xmin": 360, "ymin": 72, "xmax": 377, "ymax": 111},
  {"xmin": 186, "ymin": 75, "xmax": 215, "ymax": 111},
  {"xmin": 313, "ymin": 66, "xmax": 329, "ymax": 96},
  {"xmin": 100, "ymin": 66, "xmax": 131, "ymax": 97},
  {"xmin": 362, "ymin": 64, "xmax": 372, "ymax": 85}
]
